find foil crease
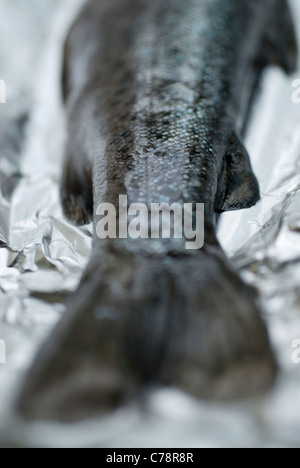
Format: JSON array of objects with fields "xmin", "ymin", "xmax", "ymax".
[{"xmin": 0, "ymin": 0, "xmax": 300, "ymax": 448}]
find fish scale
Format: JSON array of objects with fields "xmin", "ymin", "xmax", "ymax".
[{"xmin": 89, "ymin": 0, "xmax": 261, "ymax": 211}]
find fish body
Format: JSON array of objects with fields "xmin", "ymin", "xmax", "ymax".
[{"xmin": 17, "ymin": 0, "xmax": 297, "ymax": 421}]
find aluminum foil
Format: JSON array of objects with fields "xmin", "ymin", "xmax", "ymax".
[{"xmin": 0, "ymin": 0, "xmax": 300, "ymax": 448}]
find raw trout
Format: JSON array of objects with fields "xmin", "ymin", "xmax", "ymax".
[{"xmin": 17, "ymin": 0, "xmax": 297, "ymax": 421}]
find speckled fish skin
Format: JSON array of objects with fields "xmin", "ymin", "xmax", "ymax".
[{"xmin": 17, "ymin": 0, "xmax": 297, "ymax": 421}]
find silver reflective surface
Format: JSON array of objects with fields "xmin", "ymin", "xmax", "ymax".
[{"xmin": 0, "ymin": 0, "xmax": 299, "ymax": 448}]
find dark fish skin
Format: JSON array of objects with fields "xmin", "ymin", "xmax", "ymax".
[{"xmin": 16, "ymin": 0, "xmax": 297, "ymax": 422}]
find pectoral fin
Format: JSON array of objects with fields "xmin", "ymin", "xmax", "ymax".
[{"xmin": 217, "ymin": 132, "xmax": 260, "ymax": 213}]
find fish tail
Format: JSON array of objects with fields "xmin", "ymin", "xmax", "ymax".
[{"xmin": 17, "ymin": 247, "xmax": 277, "ymax": 421}]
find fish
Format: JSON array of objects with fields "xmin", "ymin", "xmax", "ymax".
[{"xmin": 16, "ymin": 0, "xmax": 297, "ymax": 422}]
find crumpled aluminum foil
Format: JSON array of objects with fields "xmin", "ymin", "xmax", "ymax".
[{"xmin": 0, "ymin": 0, "xmax": 300, "ymax": 448}]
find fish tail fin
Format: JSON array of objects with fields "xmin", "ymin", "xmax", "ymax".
[
  {"xmin": 16, "ymin": 254, "xmax": 140, "ymax": 422},
  {"xmin": 17, "ymin": 248, "xmax": 277, "ymax": 421},
  {"xmin": 155, "ymin": 251, "xmax": 277, "ymax": 398}
]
